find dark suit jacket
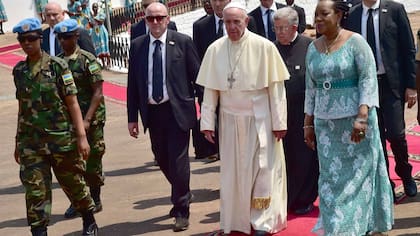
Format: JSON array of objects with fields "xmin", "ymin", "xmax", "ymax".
[
  {"xmin": 127, "ymin": 30, "xmax": 200, "ymax": 132},
  {"xmin": 248, "ymin": 3, "xmax": 286, "ymax": 38},
  {"xmin": 41, "ymin": 27, "xmax": 96, "ymax": 56},
  {"xmin": 192, "ymin": 15, "xmax": 256, "ymax": 60},
  {"xmin": 130, "ymin": 19, "xmax": 177, "ymax": 41},
  {"xmin": 291, "ymin": 4, "xmax": 306, "ymax": 33},
  {"xmin": 345, "ymin": 0, "xmax": 416, "ymax": 98}
]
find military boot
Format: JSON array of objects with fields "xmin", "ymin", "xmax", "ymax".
[
  {"xmin": 31, "ymin": 227, "xmax": 47, "ymax": 236},
  {"xmin": 82, "ymin": 210, "xmax": 98, "ymax": 236},
  {"xmin": 90, "ymin": 187, "xmax": 103, "ymax": 213}
]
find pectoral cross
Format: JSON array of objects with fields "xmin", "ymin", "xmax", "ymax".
[{"xmin": 228, "ymin": 73, "xmax": 236, "ymax": 89}]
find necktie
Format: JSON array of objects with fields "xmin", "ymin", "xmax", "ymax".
[
  {"xmin": 367, "ymin": 8, "xmax": 377, "ymax": 68},
  {"xmin": 267, "ymin": 9, "xmax": 275, "ymax": 41},
  {"xmin": 152, "ymin": 40, "xmax": 163, "ymax": 103},
  {"xmin": 216, "ymin": 19, "xmax": 223, "ymax": 39}
]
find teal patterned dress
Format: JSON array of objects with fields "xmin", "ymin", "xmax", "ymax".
[
  {"xmin": 0, "ymin": 0, "xmax": 7, "ymax": 22},
  {"xmin": 304, "ymin": 33, "xmax": 394, "ymax": 235}
]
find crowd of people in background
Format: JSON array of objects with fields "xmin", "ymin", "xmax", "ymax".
[{"xmin": 4, "ymin": 0, "xmax": 420, "ymax": 235}]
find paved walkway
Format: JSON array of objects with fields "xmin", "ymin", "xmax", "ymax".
[{"xmin": 0, "ymin": 17, "xmax": 420, "ymax": 236}]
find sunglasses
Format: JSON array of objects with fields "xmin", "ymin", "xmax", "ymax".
[
  {"xmin": 145, "ymin": 15, "xmax": 168, "ymax": 23},
  {"xmin": 17, "ymin": 35, "xmax": 40, "ymax": 43},
  {"xmin": 57, "ymin": 33, "xmax": 76, "ymax": 40}
]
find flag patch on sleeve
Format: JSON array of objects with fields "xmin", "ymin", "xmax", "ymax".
[
  {"xmin": 88, "ymin": 63, "xmax": 100, "ymax": 74},
  {"xmin": 62, "ymin": 72, "xmax": 74, "ymax": 85}
]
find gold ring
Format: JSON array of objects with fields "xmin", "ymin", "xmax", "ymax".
[{"xmin": 358, "ymin": 131, "xmax": 365, "ymax": 138}]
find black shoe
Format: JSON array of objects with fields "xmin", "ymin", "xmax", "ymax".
[
  {"xmin": 82, "ymin": 223, "xmax": 98, "ymax": 236},
  {"xmin": 92, "ymin": 202, "xmax": 103, "ymax": 213},
  {"xmin": 64, "ymin": 205, "xmax": 80, "ymax": 218},
  {"xmin": 196, "ymin": 152, "xmax": 218, "ymax": 160},
  {"xmin": 169, "ymin": 193, "xmax": 194, "ymax": 217},
  {"xmin": 294, "ymin": 204, "xmax": 315, "ymax": 215},
  {"xmin": 403, "ymin": 178, "xmax": 417, "ymax": 197},
  {"xmin": 206, "ymin": 154, "xmax": 220, "ymax": 163},
  {"xmin": 173, "ymin": 217, "xmax": 189, "ymax": 232},
  {"xmin": 31, "ymin": 227, "xmax": 47, "ymax": 236},
  {"xmin": 254, "ymin": 230, "xmax": 268, "ymax": 236}
]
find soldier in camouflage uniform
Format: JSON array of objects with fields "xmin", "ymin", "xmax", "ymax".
[
  {"xmin": 12, "ymin": 18, "xmax": 98, "ymax": 236},
  {"xmin": 54, "ymin": 19, "xmax": 106, "ymax": 219}
]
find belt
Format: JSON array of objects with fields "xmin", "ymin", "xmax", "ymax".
[{"xmin": 316, "ymin": 78, "xmax": 358, "ymax": 90}]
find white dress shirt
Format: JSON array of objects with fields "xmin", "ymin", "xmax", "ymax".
[
  {"xmin": 49, "ymin": 28, "xmax": 56, "ymax": 56},
  {"xmin": 148, "ymin": 30, "xmax": 169, "ymax": 104},
  {"xmin": 361, "ymin": 0, "xmax": 386, "ymax": 75},
  {"xmin": 260, "ymin": 4, "xmax": 278, "ymax": 37},
  {"xmin": 214, "ymin": 14, "xmax": 226, "ymax": 36}
]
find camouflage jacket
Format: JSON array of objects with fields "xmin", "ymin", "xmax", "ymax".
[
  {"xmin": 58, "ymin": 46, "xmax": 106, "ymax": 124},
  {"xmin": 13, "ymin": 52, "xmax": 78, "ymax": 155}
]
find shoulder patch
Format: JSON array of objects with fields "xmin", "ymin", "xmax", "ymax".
[
  {"xmin": 50, "ymin": 56, "xmax": 68, "ymax": 70},
  {"xmin": 62, "ymin": 71, "xmax": 74, "ymax": 85},
  {"xmin": 88, "ymin": 62, "xmax": 101, "ymax": 74},
  {"xmin": 80, "ymin": 49, "xmax": 97, "ymax": 61}
]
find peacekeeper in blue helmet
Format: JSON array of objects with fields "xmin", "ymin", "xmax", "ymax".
[
  {"xmin": 12, "ymin": 18, "xmax": 98, "ymax": 236},
  {"xmin": 54, "ymin": 19, "xmax": 107, "ymax": 220}
]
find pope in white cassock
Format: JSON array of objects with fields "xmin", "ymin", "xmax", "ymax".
[{"xmin": 196, "ymin": 2, "xmax": 290, "ymax": 235}]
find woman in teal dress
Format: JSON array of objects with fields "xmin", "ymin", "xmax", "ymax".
[
  {"xmin": 303, "ymin": 0, "xmax": 393, "ymax": 235},
  {"xmin": 0, "ymin": 0, "xmax": 7, "ymax": 34}
]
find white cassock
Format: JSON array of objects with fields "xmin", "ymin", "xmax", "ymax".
[{"xmin": 196, "ymin": 29, "xmax": 290, "ymax": 234}]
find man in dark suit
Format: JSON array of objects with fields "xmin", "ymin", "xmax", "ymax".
[
  {"xmin": 130, "ymin": 0, "xmax": 177, "ymax": 41},
  {"xmin": 249, "ymin": 0, "xmax": 286, "ymax": 40},
  {"xmin": 127, "ymin": 2, "xmax": 200, "ymax": 232},
  {"xmin": 42, "ymin": 1, "xmax": 95, "ymax": 56},
  {"xmin": 345, "ymin": 0, "xmax": 418, "ymax": 199},
  {"xmin": 273, "ymin": 6, "xmax": 318, "ymax": 215},
  {"xmin": 285, "ymin": 0, "xmax": 306, "ymax": 33}
]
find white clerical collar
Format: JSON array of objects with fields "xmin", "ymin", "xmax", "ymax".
[
  {"xmin": 362, "ymin": 0, "xmax": 380, "ymax": 15},
  {"xmin": 260, "ymin": 4, "xmax": 277, "ymax": 14},
  {"xmin": 150, "ymin": 29, "xmax": 168, "ymax": 44}
]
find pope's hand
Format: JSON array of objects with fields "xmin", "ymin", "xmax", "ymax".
[{"xmin": 273, "ymin": 130, "xmax": 287, "ymax": 141}]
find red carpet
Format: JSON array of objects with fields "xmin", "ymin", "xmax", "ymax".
[
  {"xmin": 0, "ymin": 43, "xmax": 21, "ymax": 53},
  {"xmin": 0, "ymin": 52, "xmax": 25, "ymax": 68},
  {"xmin": 0, "ymin": 51, "xmax": 128, "ymax": 102}
]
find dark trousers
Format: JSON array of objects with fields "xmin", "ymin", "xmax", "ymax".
[
  {"xmin": 377, "ymin": 77, "xmax": 413, "ymax": 184},
  {"xmin": 283, "ymin": 94, "xmax": 319, "ymax": 210},
  {"xmin": 192, "ymin": 97, "xmax": 218, "ymax": 158},
  {"xmin": 148, "ymin": 102, "xmax": 191, "ymax": 218}
]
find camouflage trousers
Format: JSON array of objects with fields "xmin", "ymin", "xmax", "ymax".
[
  {"xmin": 85, "ymin": 123, "xmax": 106, "ymax": 188},
  {"xmin": 19, "ymin": 149, "xmax": 94, "ymax": 229}
]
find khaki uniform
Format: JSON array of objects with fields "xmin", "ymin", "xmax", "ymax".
[{"xmin": 13, "ymin": 52, "xmax": 94, "ymax": 229}]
